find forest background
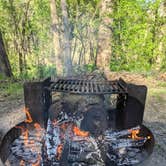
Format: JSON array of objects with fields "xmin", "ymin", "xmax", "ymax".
[{"xmin": 0, "ymin": 0, "xmax": 165, "ymax": 80}]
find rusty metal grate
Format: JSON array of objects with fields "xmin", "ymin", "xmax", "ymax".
[{"xmin": 49, "ymin": 79, "xmax": 127, "ymax": 94}]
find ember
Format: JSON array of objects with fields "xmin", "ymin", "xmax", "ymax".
[
  {"xmin": 73, "ymin": 125, "xmax": 89, "ymax": 137},
  {"xmin": 56, "ymin": 144, "xmax": 63, "ymax": 160},
  {"xmin": 1, "ymin": 77, "xmax": 154, "ymax": 166},
  {"xmin": 130, "ymin": 129, "xmax": 143, "ymax": 140},
  {"xmin": 24, "ymin": 108, "xmax": 33, "ymax": 123},
  {"xmin": 10, "ymin": 115, "xmax": 151, "ymax": 166}
]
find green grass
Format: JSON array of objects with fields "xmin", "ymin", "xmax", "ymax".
[
  {"xmin": 148, "ymin": 87, "xmax": 166, "ymax": 103},
  {"xmin": 157, "ymin": 81, "xmax": 166, "ymax": 88},
  {"xmin": 0, "ymin": 81, "xmax": 23, "ymax": 99}
]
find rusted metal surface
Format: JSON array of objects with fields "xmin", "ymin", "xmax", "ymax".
[{"xmin": 50, "ymin": 79, "xmax": 127, "ymax": 95}]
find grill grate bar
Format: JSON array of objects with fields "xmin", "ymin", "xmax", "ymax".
[{"xmin": 50, "ymin": 79, "xmax": 127, "ymax": 94}]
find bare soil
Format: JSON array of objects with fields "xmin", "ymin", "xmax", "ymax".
[{"xmin": 0, "ymin": 73, "xmax": 165, "ymax": 166}]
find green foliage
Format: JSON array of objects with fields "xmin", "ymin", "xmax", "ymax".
[
  {"xmin": 38, "ymin": 64, "xmax": 56, "ymax": 78},
  {"xmin": 0, "ymin": 0, "xmax": 52, "ymax": 78},
  {"xmin": 0, "ymin": 0, "xmax": 165, "ymax": 77},
  {"xmin": 110, "ymin": 0, "xmax": 165, "ymax": 72},
  {"xmin": 0, "ymin": 81, "xmax": 23, "ymax": 98},
  {"xmin": 85, "ymin": 64, "xmax": 96, "ymax": 72}
]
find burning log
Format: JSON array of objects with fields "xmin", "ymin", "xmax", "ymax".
[
  {"xmin": 45, "ymin": 119, "xmax": 61, "ymax": 160},
  {"xmin": 117, "ymin": 157, "xmax": 139, "ymax": 166},
  {"xmin": 109, "ymin": 138, "xmax": 148, "ymax": 149},
  {"xmin": 9, "ymin": 103, "xmax": 151, "ymax": 166},
  {"xmin": 104, "ymin": 126, "xmax": 141, "ymax": 140}
]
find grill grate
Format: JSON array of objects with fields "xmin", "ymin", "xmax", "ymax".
[{"xmin": 49, "ymin": 79, "xmax": 127, "ymax": 94}]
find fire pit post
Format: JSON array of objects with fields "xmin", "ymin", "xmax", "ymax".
[
  {"xmin": 116, "ymin": 79, "xmax": 147, "ymax": 129},
  {"xmin": 122, "ymin": 83, "xmax": 147, "ymax": 128},
  {"xmin": 24, "ymin": 77, "xmax": 52, "ymax": 128}
]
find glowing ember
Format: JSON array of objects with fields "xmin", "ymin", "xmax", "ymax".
[
  {"xmin": 56, "ymin": 144, "xmax": 63, "ymax": 160},
  {"xmin": 52, "ymin": 119, "xmax": 58, "ymax": 126},
  {"xmin": 130, "ymin": 129, "xmax": 143, "ymax": 140},
  {"xmin": 34, "ymin": 123, "xmax": 42, "ymax": 130},
  {"xmin": 32, "ymin": 155, "xmax": 40, "ymax": 166},
  {"xmin": 15, "ymin": 126, "xmax": 29, "ymax": 147},
  {"xmin": 34, "ymin": 123, "xmax": 43, "ymax": 137},
  {"xmin": 60, "ymin": 123, "xmax": 68, "ymax": 131},
  {"xmin": 19, "ymin": 160, "xmax": 25, "ymax": 166},
  {"xmin": 73, "ymin": 125, "xmax": 89, "ymax": 137},
  {"xmin": 24, "ymin": 108, "xmax": 33, "ymax": 123}
]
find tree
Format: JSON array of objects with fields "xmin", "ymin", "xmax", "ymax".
[
  {"xmin": 60, "ymin": 0, "xmax": 73, "ymax": 76},
  {"xmin": 96, "ymin": 0, "xmax": 114, "ymax": 75},
  {"xmin": 50, "ymin": 0, "xmax": 63, "ymax": 76},
  {"xmin": 0, "ymin": 31, "xmax": 13, "ymax": 77}
]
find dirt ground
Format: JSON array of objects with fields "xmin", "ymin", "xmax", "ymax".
[{"xmin": 0, "ymin": 73, "xmax": 165, "ymax": 166}]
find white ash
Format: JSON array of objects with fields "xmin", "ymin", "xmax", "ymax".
[{"xmin": 9, "ymin": 115, "xmax": 149, "ymax": 166}]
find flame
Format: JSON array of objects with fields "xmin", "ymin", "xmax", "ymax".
[
  {"xmin": 128, "ymin": 128, "xmax": 151, "ymax": 140},
  {"xmin": 15, "ymin": 125, "xmax": 26, "ymax": 132},
  {"xmin": 24, "ymin": 107, "xmax": 33, "ymax": 123},
  {"xmin": 73, "ymin": 125, "xmax": 89, "ymax": 137},
  {"xmin": 34, "ymin": 123, "xmax": 43, "ymax": 139},
  {"xmin": 20, "ymin": 160, "xmax": 25, "ymax": 166},
  {"xmin": 56, "ymin": 144, "xmax": 63, "ymax": 160},
  {"xmin": 130, "ymin": 129, "xmax": 143, "ymax": 140},
  {"xmin": 52, "ymin": 119, "xmax": 58, "ymax": 126},
  {"xmin": 34, "ymin": 123, "xmax": 42, "ymax": 130},
  {"xmin": 60, "ymin": 123, "xmax": 68, "ymax": 131},
  {"xmin": 23, "ymin": 128, "xmax": 29, "ymax": 147},
  {"xmin": 32, "ymin": 155, "xmax": 40, "ymax": 166},
  {"xmin": 15, "ymin": 125, "xmax": 29, "ymax": 147}
]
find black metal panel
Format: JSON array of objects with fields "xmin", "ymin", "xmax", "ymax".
[
  {"xmin": 122, "ymin": 83, "xmax": 147, "ymax": 129},
  {"xmin": 24, "ymin": 78, "xmax": 52, "ymax": 128}
]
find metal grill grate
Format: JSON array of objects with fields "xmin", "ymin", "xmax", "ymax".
[{"xmin": 49, "ymin": 79, "xmax": 127, "ymax": 94}]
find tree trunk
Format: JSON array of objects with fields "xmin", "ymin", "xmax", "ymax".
[
  {"xmin": 0, "ymin": 31, "xmax": 13, "ymax": 77},
  {"xmin": 8, "ymin": 0, "xmax": 24, "ymax": 75},
  {"xmin": 61, "ymin": 0, "xmax": 73, "ymax": 76},
  {"xmin": 50, "ymin": 0, "xmax": 63, "ymax": 76},
  {"xmin": 96, "ymin": 0, "xmax": 114, "ymax": 76}
]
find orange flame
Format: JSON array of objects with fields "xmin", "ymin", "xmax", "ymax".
[
  {"xmin": 128, "ymin": 128, "xmax": 151, "ymax": 140},
  {"xmin": 130, "ymin": 129, "xmax": 143, "ymax": 140},
  {"xmin": 73, "ymin": 125, "xmax": 89, "ymax": 137},
  {"xmin": 56, "ymin": 144, "xmax": 63, "ymax": 160},
  {"xmin": 52, "ymin": 120, "xmax": 58, "ymax": 126},
  {"xmin": 32, "ymin": 155, "xmax": 40, "ymax": 166},
  {"xmin": 24, "ymin": 108, "xmax": 33, "ymax": 123},
  {"xmin": 15, "ymin": 125, "xmax": 29, "ymax": 147},
  {"xmin": 34, "ymin": 123, "xmax": 42, "ymax": 130},
  {"xmin": 23, "ymin": 128, "xmax": 29, "ymax": 147},
  {"xmin": 60, "ymin": 123, "xmax": 68, "ymax": 131},
  {"xmin": 15, "ymin": 125, "xmax": 26, "ymax": 132},
  {"xmin": 34, "ymin": 123, "xmax": 43, "ymax": 139},
  {"xmin": 20, "ymin": 160, "xmax": 25, "ymax": 166}
]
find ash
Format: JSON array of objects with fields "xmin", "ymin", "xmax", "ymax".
[{"xmin": 8, "ymin": 111, "xmax": 150, "ymax": 166}]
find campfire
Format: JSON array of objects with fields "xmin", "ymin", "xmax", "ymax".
[{"xmin": 0, "ymin": 76, "xmax": 154, "ymax": 166}]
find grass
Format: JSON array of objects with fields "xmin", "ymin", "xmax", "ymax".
[
  {"xmin": 0, "ymin": 81, "xmax": 23, "ymax": 99},
  {"xmin": 157, "ymin": 81, "xmax": 166, "ymax": 88},
  {"xmin": 148, "ymin": 87, "xmax": 166, "ymax": 103}
]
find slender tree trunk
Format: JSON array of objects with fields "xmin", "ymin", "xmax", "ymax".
[
  {"xmin": 50, "ymin": 0, "xmax": 63, "ymax": 76},
  {"xmin": 96, "ymin": 0, "xmax": 114, "ymax": 75},
  {"xmin": 61, "ymin": 0, "xmax": 73, "ymax": 76},
  {"xmin": 9, "ymin": 0, "xmax": 24, "ymax": 75},
  {"xmin": 150, "ymin": 5, "xmax": 159, "ymax": 65},
  {"xmin": 0, "ymin": 31, "xmax": 13, "ymax": 77}
]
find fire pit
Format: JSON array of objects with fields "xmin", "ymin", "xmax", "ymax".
[{"xmin": 0, "ymin": 76, "xmax": 155, "ymax": 166}]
